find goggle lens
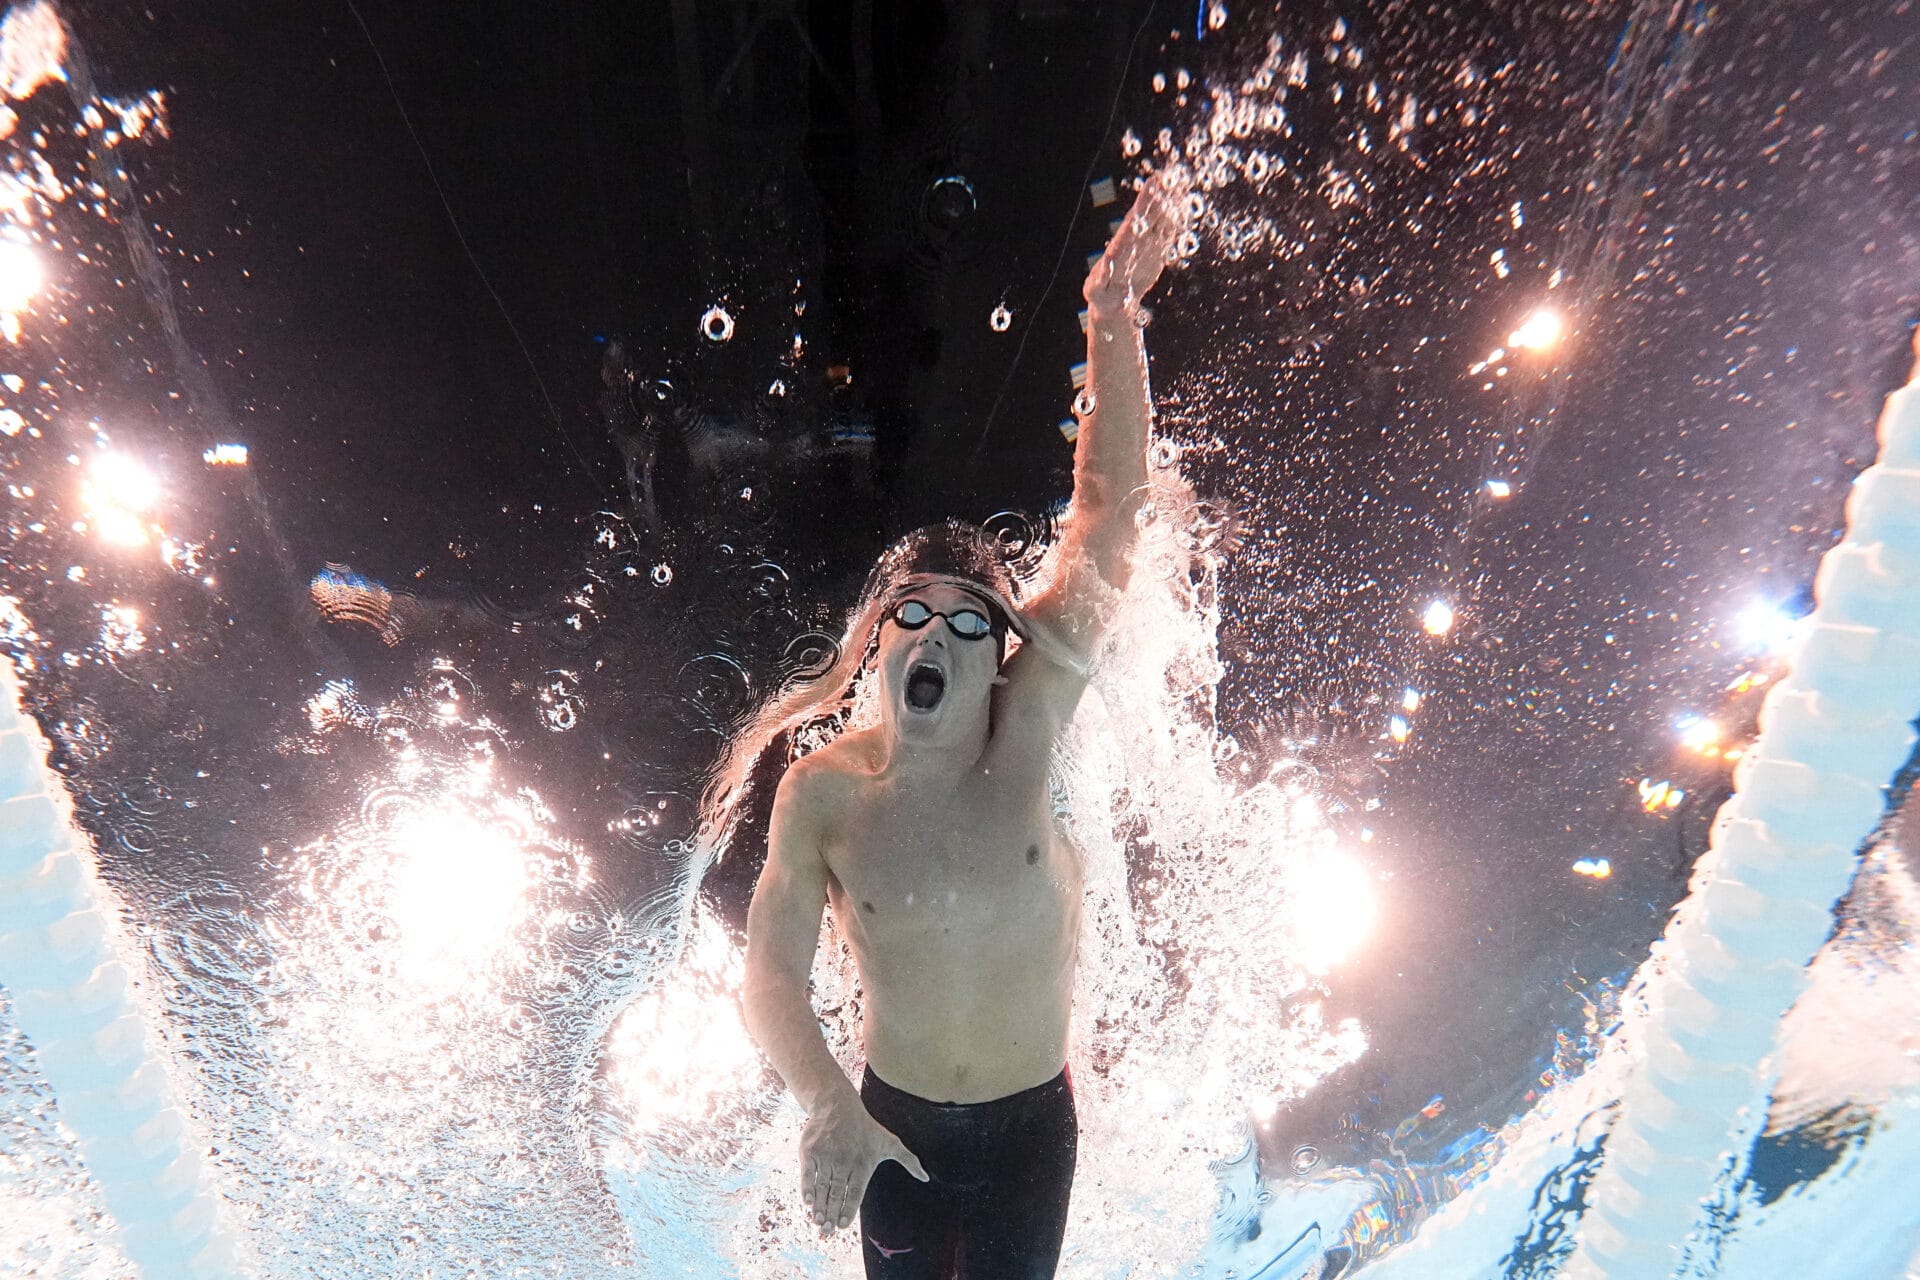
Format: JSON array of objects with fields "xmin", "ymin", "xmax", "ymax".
[{"xmin": 891, "ymin": 599, "xmax": 994, "ymax": 639}]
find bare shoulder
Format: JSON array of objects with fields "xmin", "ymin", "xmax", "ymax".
[
  {"xmin": 771, "ymin": 747, "xmax": 832, "ymax": 822},
  {"xmin": 771, "ymin": 732, "xmax": 869, "ymax": 826}
]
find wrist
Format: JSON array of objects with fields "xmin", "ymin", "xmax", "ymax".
[{"xmin": 807, "ymin": 1080, "xmax": 863, "ymax": 1120}]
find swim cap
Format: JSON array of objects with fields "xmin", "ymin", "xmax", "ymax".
[{"xmin": 861, "ymin": 519, "xmax": 1029, "ymax": 640}]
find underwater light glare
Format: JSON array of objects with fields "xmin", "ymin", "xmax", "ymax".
[
  {"xmin": 604, "ymin": 912, "xmax": 764, "ymax": 1128},
  {"xmin": 0, "ymin": 239, "xmax": 41, "ymax": 312},
  {"xmin": 1421, "ymin": 598, "xmax": 1456, "ymax": 636},
  {"xmin": 1291, "ymin": 850, "xmax": 1377, "ymax": 971},
  {"xmin": 1735, "ymin": 599, "xmax": 1804, "ymax": 654},
  {"xmin": 80, "ymin": 452, "xmax": 159, "ymax": 546},
  {"xmin": 1508, "ymin": 306, "xmax": 1564, "ymax": 351},
  {"xmin": 386, "ymin": 808, "xmax": 532, "ymax": 981},
  {"xmin": 1675, "ymin": 713, "xmax": 1721, "ymax": 753}
]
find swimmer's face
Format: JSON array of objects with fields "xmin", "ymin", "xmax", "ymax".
[{"xmin": 875, "ymin": 583, "xmax": 1004, "ymax": 736}]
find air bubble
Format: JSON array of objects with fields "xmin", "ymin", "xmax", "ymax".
[
  {"xmin": 782, "ymin": 630, "xmax": 841, "ymax": 681},
  {"xmin": 768, "ymin": 379, "xmax": 787, "ymax": 397},
  {"xmin": 983, "ymin": 509, "xmax": 1039, "ymax": 559},
  {"xmin": 1292, "ymin": 1144, "xmax": 1320, "ymax": 1173},
  {"xmin": 743, "ymin": 560, "xmax": 789, "ymax": 601},
  {"xmin": 699, "ymin": 306, "xmax": 734, "ymax": 343},
  {"xmin": 1074, "ymin": 390, "xmax": 1096, "ymax": 417},
  {"xmin": 651, "ymin": 563, "xmax": 673, "ymax": 586},
  {"xmin": 536, "ymin": 671, "xmax": 584, "ymax": 732},
  {"xmin": 1150, "ymin": 439, "xmax": 1180, "ymax": 469},
  {"xmin": 924, "ymin": 174, "xmax": 978, "ymax": 231},
  {"xmin": 990, "ymin": 302, "xmax": 1013, "ymax": 332}
]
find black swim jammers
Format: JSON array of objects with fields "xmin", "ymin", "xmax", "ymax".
[{"xmin": 857, "ymin": 1066, "xmax": 1078, "ymax": 1280}]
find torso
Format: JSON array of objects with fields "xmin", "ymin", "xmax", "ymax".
[{"xmin": 808, "ymin": 718, "xmax": 1084, "ymax": 1104}]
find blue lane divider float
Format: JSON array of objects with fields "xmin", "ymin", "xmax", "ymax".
[
  {"xmin": 1566, "ymin": 335, "xmax": 1920, "ymax": 1277},
  {"xmin": 0, "ymin": 664, "xmax": 249, "ymax": 1280}
]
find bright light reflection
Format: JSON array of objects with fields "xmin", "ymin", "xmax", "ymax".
[
  {"xmin": 1484, "ymin": 478, "xmax": 1512, "ymax": 498},
  {"xmin": 1290, "ymin": 851, "xmax": 1376, "ymax": 971},
  {"xmin": 1572, "ymin": 857, "xmax": 1611, "ymax": 879},
  {"xmin": 0, "ymin": 240, "xmax": 41, "ymax": 313},
  {"xmin": 386, "ymin": 808, "xmax": 532, "ymax": 981},
  {"xmin": 1422, "ymin": 598, "xmax": 1456, "ymax": 636},
  {"xmin": 81, "ymin": 452, "xmax": 160, "ymax": 545},
  {"xmin": 1676, "ymin": 714, "xmax": 1721, "ymax": 753},
  {"xmin": 1509, "ymin": 306, "xmax": 1564, "ymax": 351},
  {"xmin": 1736, "ymin": 600, "xmax": 1803, "ymax": 654},
  {"xmin": 1638, "ymin": 777, "xmax": 1687, "ymax": 812},
  {"xmin": 605, "ymin": 910, "xmax": 764, "ymax": 1128}
]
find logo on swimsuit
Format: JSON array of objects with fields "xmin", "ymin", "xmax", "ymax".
[{"xmin": 868, "ymin": 1236, "xmax": 915, "ymax": 1259}]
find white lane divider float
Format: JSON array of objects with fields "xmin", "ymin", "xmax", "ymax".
[
  {"xmin": 1566, "ymin": 334, "xmax": 1920, "ymax": 1277},
  {"xmin": 0, "ymin": 663, "xmax": 249, "ymax": 1280}
]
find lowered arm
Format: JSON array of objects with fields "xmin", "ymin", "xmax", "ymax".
[{"xmin": 741, "ymin": 763, "xmax": 860, "ymax": 1119}]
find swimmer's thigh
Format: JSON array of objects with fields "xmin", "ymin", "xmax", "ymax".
[
  {"xmin": 958, "ymin": 1084, "xmax": 1078, "ymax": 1280},
  {"xmin": 859, "ymin": 1155, "xmax": 955, "ymax": 1280}
]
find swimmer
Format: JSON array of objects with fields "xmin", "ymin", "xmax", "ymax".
[{"xmin": 724, "ymin": 170, "xmax": 1187, "ymax": 1278}]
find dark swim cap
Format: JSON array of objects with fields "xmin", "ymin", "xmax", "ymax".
[{"xmin": 861, "ymin": 519, "xmax": 1029, "ymax": 639}]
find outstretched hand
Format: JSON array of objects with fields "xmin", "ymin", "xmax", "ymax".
[
  {"xmin": 1084, "ymin": 166, "xmax": 1190, "ymax": 317},
  {"xmin": 799, "ymin": 1095, "xmax": 930, "ymax": 1235}
]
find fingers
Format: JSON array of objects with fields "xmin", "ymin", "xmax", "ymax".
[
  {"xmin": 806, "ymin": 1159, "xmax": 848, "ymax": 1232},
  {"xmin": 807, "ymin": 1157, "xmax": 831, "ymax": 1227},
  {"xmin": 822, "ymin": 1165, "xmax": 855, "ymax": 1232}
]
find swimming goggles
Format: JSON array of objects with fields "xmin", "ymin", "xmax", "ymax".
[{"xmin": 888, "ymin": 597, "xmax": 996, "ymax": 640}]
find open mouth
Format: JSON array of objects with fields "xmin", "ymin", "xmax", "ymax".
[{"xmin": 904, "ymin": 662, "xmax": 946, "ymax": 712}]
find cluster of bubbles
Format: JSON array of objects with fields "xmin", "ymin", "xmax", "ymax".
[{"xmin": 122, "ymin": 667, "xmax": 686, "ymax": 1276}]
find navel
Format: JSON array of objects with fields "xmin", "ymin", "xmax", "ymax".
[
  {"xmin": 1026, "ymin": 844, "xmax": 1040, "ymax": 866},
  {"xmin": 862, "ymin": 900, "xmax": 876, "ymax": 915}
]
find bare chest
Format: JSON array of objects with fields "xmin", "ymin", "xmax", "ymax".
[{"xmin": 822, "ymin": 773, "xmax": 1079, "ymax": 945}]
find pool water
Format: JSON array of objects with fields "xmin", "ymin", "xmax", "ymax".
[{"xmin": 2, "ymin": 0, "xmax": 1916, "ymax": 1276}]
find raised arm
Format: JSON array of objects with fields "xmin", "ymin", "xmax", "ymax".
[
  {"xmin": 1022, "ymin": 171, "xmax": 1187, "ymax": 666},
  {"xmin": 741, "ymin": 762, "xmax": 927, "ymax": 1234}
]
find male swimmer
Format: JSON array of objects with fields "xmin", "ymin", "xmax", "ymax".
[{"xmin": 729, "ymin": 171, "xmax": 1185, "ymax": 1279}]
